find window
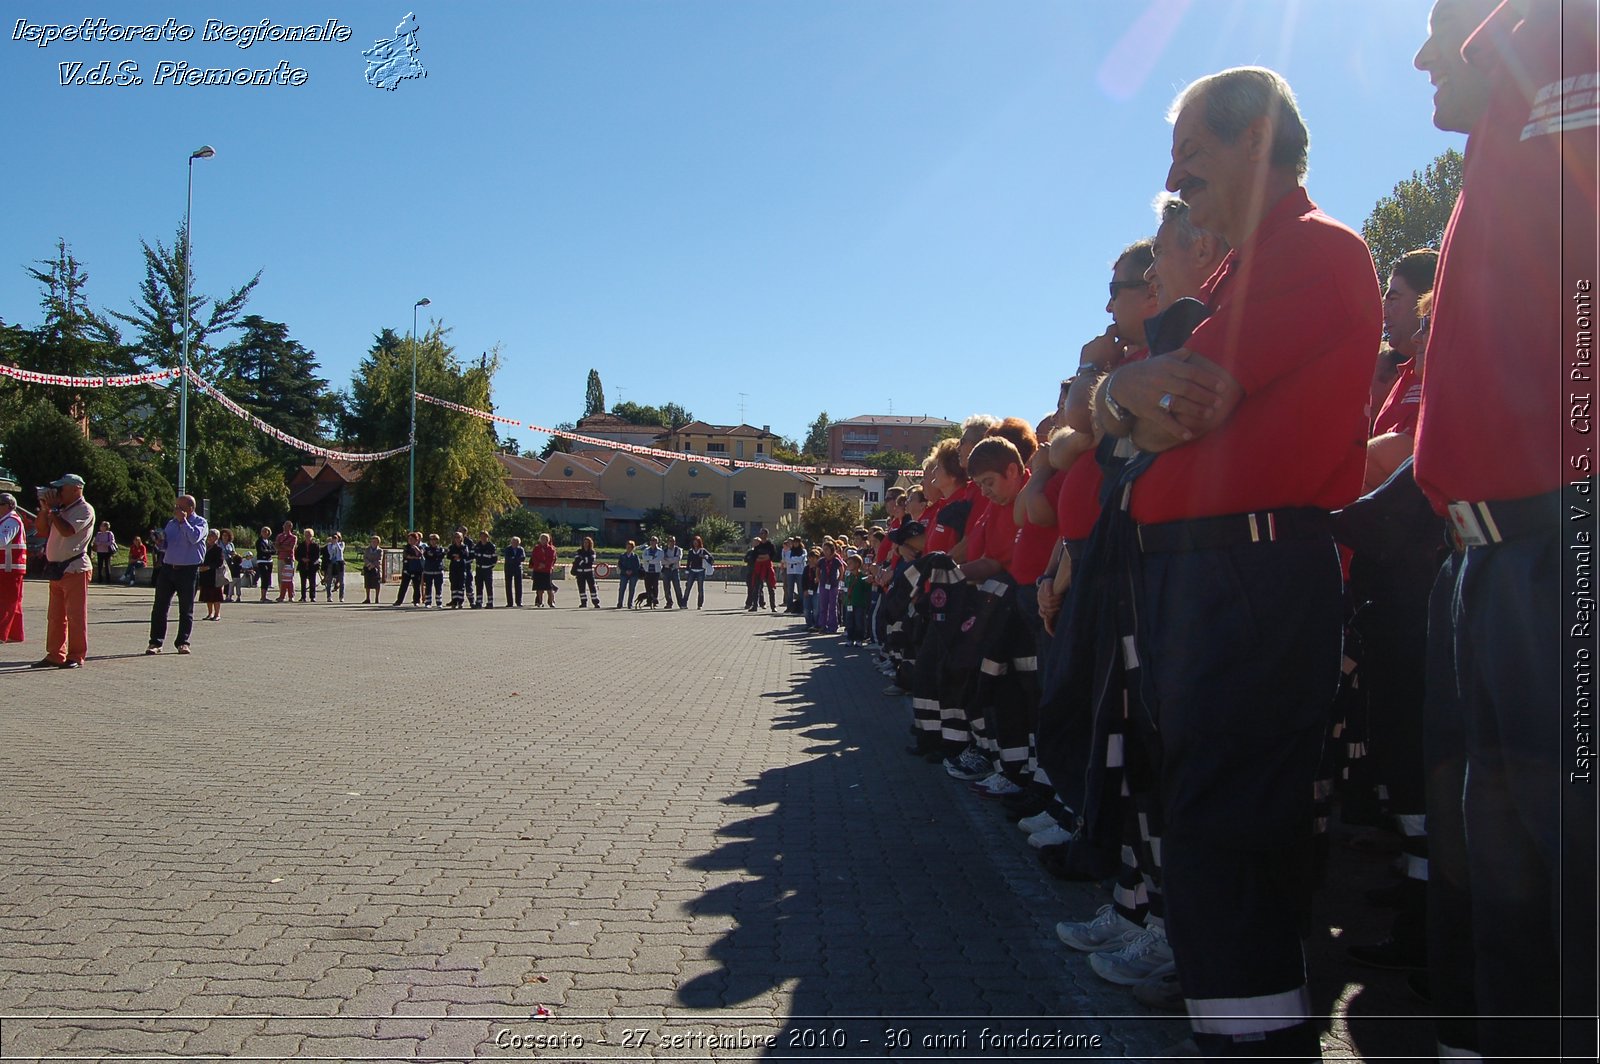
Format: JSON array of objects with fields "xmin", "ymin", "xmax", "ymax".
[
  {"xmin": 756, "ymin": 443, "xmax": 765, "ymax": 454},
  {"xmin": 626, "ymin": 467, "xmax": 636, "ymax": 477},
  {"xmin": 690, "ymin": 492, "xmax": 711, "ymax": 502},
  {"xmin": 707, "ymin": 442, "xmax": 727, "ymax": 454},
  {"xmin": 867, "ymin": 491, "xmax": 880, "ymax": 503},
  {"xmin": 736, "ymin": 441, "xmax": 745, "ymax": 459},
  {"xmin": 563, "ymin": 467, "xmax": 574, "ymax": 477},
  {"xmin": 688, "ymin": 467, "xmax": 698, "ymax": 477},
  {"xmin": 733, "ymin": 491, "xmax": 747, "ymax": 509},
  {"xmin": 783, "ymin": 492, "xmax": 797, "ymax": 510}
]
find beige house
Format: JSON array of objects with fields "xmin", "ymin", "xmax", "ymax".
[{"xmin": 656, "ymin": 421, "xmax": 782, "ymax": 463}]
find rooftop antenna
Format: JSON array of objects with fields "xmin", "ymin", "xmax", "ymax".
[
  {"xmin": 738, "ymin": 392, "xmax": 748, "ymax": 423},
  {"xmin": 888, "ymin": 398, "xmax": 894, "ymax": 416}
]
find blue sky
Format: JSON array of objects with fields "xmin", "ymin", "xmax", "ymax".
[{"xmin": 2, "ymin": 1, "xmax": 1461, "ymax": 453}]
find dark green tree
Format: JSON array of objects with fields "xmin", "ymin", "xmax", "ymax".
[
  {"xmin": 219, "ymin": 315, "xmax": 340, "ymax": 473},
  {"xmin": 584, "ymin": 369, "xmax": 605, "ymax": 418},
  {"xmin": 803, "ymin": 411, "xmax": 832, "ymax": 460},
  {"xmin": 1362, "ymin": 149, "xmax": 1462, "ymax": 278},
  {"xmin": 611, "ymin": 400, "xmax": 694, "ymax": 427},
  {"xmin": 106, "ymin": 223, "xmax": 275, "ymax": 522},
  {"xmin": 8, "ymin": 242, "xmax": 142, "ymax": 437},
  {"xmin": 0, "ymin": 403, "xmax": 173, "ymax": 538},
  {"xmin": 344, "ymin": 324, "xmax": 518, "ymax": 537}
]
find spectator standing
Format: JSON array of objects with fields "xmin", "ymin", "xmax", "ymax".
[
  {"xmin": 445, "ymin": 531, "xmax": 471, "ymax": 608},
  {"xmin": 198, "ymin": 529, "xmax": 225, "ymax": 622},
  {"xmin": 92, "ymin": 521, "xmax": 117, "ymax": 584},
  {"xmin": 815, "ymin": 542, "xmax": 845, "ymax": 632},
  {"xmin": 615, "ymin": 541, "xmax": 641, "ymax": 609},
  {"xmin": 503, "ymin": 535, "xmax": 528, "ymax": 607},
  {"xmin": 682, "ymin": 535, "xmax": 712, "ymax": 609},
  {"xmin": 661, "ymin": 535, "xmax": 683, "ymax": 610},
  {"xmin": 784, "ymin": 539, "xmax": 807, "ymax": 613},
  {"xmin": 32, "ymin": 474, "xmax": 95, "ymax": 669},
  {"xmin": 274, "ymin": 521, "xmax": 297, "ymax": 602},
  {"xmin": 394, "ymin": 531, "xmax": 424, "ymax": 606},
  {"xmin": 0, "ymin": 493, "xmax": 26, "ymax": 643},
  {"xmin": 295, "ymin": 529, "xmax": 321, "ymax": 602},
  {"xmin": 472, "ymin": 531, "xmax": 497, "ymax": 608},
  {"xmin": 361, "ymin": 535, "xmax": 384, "ymax": 604},
  {"xmin": 217, "ymin": 527, "xmax": 238, "ymax": 602},
  {"xmin": 255, "ymin": 527, "xmax": 274, "ymax": 601},
  {"xmin": 421, "ymin": 533, "xmax": 446, "ymax": 608},
  {"xmin": 323, "ymin": 532, "xmax": 346, "ymax": 602},
  {"xmin": 639, "ymin": 536, "xmax": 664, "ymax": 608},
  {"xmin": 572, "ymin": 537, "xmax": 598, "ymax": 607},
  {"xmin": 527, "ymin": 535, "xmax": 556, "ymax": 608},
  {"xmin": 146, "ymin": 493, "xmax": 208, "ymax": 656}
]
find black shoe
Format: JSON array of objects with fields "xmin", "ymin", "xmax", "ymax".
[
  {"xmin": 1038, "ymin": 839, "xmax": 1118, "ymax": 882},
  {"xmin": 58, "ymin": 660, "xmax": 82, "ymax": 669},
  {"xmin": 1002, "ymin": 791, "xmax": 1052, "ymax": 822},
  {"xmin": 30, "ymin": 658, "xmax": 59, "ymax": 668},
  {"xmin": 1347, "ymin": 937, "xmax": 1427, "ymax": 971}
]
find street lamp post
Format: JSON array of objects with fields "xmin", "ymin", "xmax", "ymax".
[
  {"xmin": 408, "ymin": 297, "xmax": 430, "ymax": 532},
  {"xmin": 177, "ymin": 144, "xmax": 216, "ymax": 499}
]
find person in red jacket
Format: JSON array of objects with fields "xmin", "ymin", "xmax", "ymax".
[{"xmin": 528, "ymin": 533, "xmax": 557, "ymax": 608}]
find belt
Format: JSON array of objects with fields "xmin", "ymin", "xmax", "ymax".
[
  {"xmin": 1445, "ymin": 490, "xmax": 1562, "ymax": 550},
  {"xmin": 1136, "ymin": 507, "xmax": 1331, "ymax": 553}
]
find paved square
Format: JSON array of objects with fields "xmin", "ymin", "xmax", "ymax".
[{"xmin": 0, "ymin": 579, "xmax": 1414, "ymax": 1060}]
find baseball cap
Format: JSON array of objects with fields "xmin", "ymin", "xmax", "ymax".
[{"xmin": 50, "ymin": 473, "xmax": 86, "ymax": 489}]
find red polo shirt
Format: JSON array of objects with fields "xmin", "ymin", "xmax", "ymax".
[
  {"xmin": 925, "ymin": 481, "xmax": 977, "ymax": 555},
  {"xmin": 1011, "ymin": 469, "xmax": 1064, "ymax": 584},
  {"xmin": 1131, "ymin": 187, "xmax": 1381, "ymax": 524},
  {"xmin": 967, "ymin": 470, "xmax": 1026, "ymax": 573},
  {"xmin": 1414, "ymin": 0, "xmax": 1597, "ymax": 509},
  {"xmin": 1372, "ymin": 361, "xmax": 1421, "ymax": 437}
]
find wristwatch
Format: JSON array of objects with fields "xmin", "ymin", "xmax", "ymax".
[{"xmin": 1102, "ymin": 372, "xmax": 1134, "ymax": 424}]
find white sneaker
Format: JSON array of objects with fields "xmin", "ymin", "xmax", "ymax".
[
  {"xmin": 971, "ymin": 772, "xmax": 1023, "ymax": 797},
  {"xmin": 1027, "ymin": 824, "xmax": 1073, "ymax": 848},
  {"xmin": 1089, "ymin": 926, "xmax": 1175, "ymax": 986},
  {"xmin": 1018, "ymin": 811, "xmax": 1059, "ymax": 834},
  {"xmin": 1056, "ymin": 904, "xmax": 1143, "ymax": 952}
]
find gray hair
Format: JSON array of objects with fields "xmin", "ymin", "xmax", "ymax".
[
  {"xmin": 1153, "ymin": 193, "xmax": 1204, "ymax": 251},
  {"xmin": 960, "ymin": 414, "xmax": 1000, "ymax": 434},
  {"xmin": 1168, "ymin": 66, "xmax": 1309, "ymax": 180}
]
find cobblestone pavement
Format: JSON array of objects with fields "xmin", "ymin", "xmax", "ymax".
[{"xmin": 1, "ymin": 579, "xmax": 1426, "ymax": 1061}]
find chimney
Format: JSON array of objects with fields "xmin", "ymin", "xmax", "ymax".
[{"xmin": 762, "ymin": 425, "xmax": 770, "ymax": 433}]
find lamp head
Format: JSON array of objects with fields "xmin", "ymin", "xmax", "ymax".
[
  {"xmin": 190, "ymin": 145, "xmax": 216, "ymax": 160},
  {"xmin": 415, "ymin": 298, "xmax": 431, "ymax": 308}
]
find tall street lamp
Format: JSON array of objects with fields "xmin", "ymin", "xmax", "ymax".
[
  {"xmin": 409, "ymin": 297, "xmax": 430, "ymax": 532},
  {"xmin": 177, "ymin": 144, "xmax": 216, "ymax": 499}
]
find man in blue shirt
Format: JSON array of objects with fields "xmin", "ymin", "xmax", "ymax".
[{"xmin": 146, "ymin": 494, "xmax": 208, "ymax": 655}]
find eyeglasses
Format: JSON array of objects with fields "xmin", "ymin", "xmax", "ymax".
[{"xmin": 1109, "ymin": 280, "xmax": 1151, "ymax": 298}]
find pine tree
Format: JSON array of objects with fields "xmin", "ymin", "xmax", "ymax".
[
  {"xmin": 584, "ymin": 369, "xmax": 605, "ymax": 417},
  {"xmin": 803, "ymin": 411, "xmax": 832, "ymax": 460},
  {"xmin": 220, "ymin": 315, "xmax": 340, "ymax": 471}
]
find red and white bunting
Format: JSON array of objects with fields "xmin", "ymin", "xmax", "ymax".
[
  {"xmin": 0, "ymin": 363, "xmax": 183, "ymax": 388},
  {"xmin": 412, "ymin": 392, "xmax": 919, "ymax": 478},
  {"xmin": 184, "ymin": 371, "xmax": 409, "ymax": 463}
]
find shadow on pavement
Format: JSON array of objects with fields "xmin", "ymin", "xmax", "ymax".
[{"xmin": 673, "ymin": 627, "xmax": 1183, "ymax": 1060}]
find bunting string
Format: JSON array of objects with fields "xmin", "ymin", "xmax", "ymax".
[
  {"xmin": 414, "ymin": 392, "xmax": 919, "ymax": 477},
  {"xmin": 0, "ymin": 361, "xmax": 408, "ymax": 463},
  {"xmin": 0, "ymin": 364, "xmax": 182, "ymax": 388},
  {"xmin": 186, "ymin": 371, "xmax": 410, "ymax": 463}
]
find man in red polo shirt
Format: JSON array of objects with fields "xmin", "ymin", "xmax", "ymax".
[
  {"xmin": 1411, "ymin": 0, "xmax": 1598, "ymax": 1056},
  {"xmin": 1091, "ymin": 67, "xmax": 1380, "ymax": 1059}
]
